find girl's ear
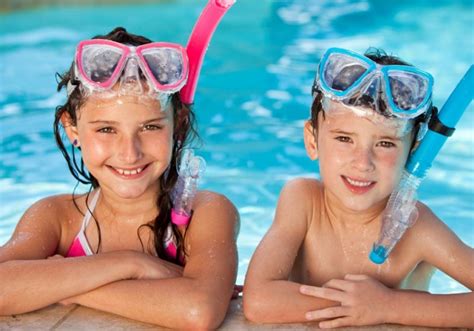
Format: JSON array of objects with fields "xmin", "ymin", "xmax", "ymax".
[
  {"xmin": 61, "ymin": 112, "xmax": 80, "ymax": 147},
  {"xmin": 304, "ymin": 120, "xmax": 318, "ymax": 160}
]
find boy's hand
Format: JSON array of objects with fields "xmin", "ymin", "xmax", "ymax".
[{"xmin": 300, "ymin": 274, "xmax": 393, "ymax": 328}]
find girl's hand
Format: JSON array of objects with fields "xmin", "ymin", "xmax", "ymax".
[
  {"xmin": 47, "ymin": 254, "xmax": 65, "ymax": 260},
  {"xmin": 133, "ymin": 252, "xmax": 184, "ymax": 280},
  {"xmin": 300, "ymin": 274, "xmax": 393, "ymax": 328}
]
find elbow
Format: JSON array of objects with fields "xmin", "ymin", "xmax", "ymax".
[
  {"xmin": 181, "ymin": 296, "xmax": 228, "ymax": 330},
  {"xmin": 243, "ymin": 288, "xmax": 267, "ymax": 323}
]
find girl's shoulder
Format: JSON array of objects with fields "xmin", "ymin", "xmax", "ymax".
[
  {"xmin": 193, "ymin": 190, "xmax": 237, "ymax": 213},
  {"xmin": 23, "ymin": 193, "xmax": 88, "ymax": 229},
  {"xmin": 186, "ymin": 190, "xmax": 240, "ymax": 240}
]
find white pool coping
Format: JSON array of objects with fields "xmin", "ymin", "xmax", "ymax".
[{"xmin": 1, "ymin": 298, "xmax": 466, "ymax": 330}]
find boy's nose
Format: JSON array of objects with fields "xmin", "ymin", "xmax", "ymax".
[
  {"xmin": 118, "ymin": 134, "xmax": 143, "ymax": 164},
  {"xmin": 351, "ymin": 146, "xmax": 375, "ymax": 172}
]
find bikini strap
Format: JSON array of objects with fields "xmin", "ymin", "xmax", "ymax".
[{"xmin": 80, "ymin": 189, "xmax": 101, "ymax": 231}]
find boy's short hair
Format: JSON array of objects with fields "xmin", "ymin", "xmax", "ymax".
[{"xmin": 310, "ymin": 48, "xmax": 431, "ymax": 146}]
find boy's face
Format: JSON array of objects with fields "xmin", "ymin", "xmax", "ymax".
[{"xmin": 305, "ymin": 101, "xmax": 412, "ymax": 212}]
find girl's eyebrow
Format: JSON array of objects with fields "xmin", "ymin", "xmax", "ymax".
[{"xmin": 88, "ymin": 116, "xmax": 168, "ymax": 125}]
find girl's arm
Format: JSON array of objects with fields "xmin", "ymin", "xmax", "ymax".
[
  {"xmin": 0, "ymin": 196, "xmax": 138, "ymax": 315},
  {"xmin": 60, "ymin": 192, "xmax": 240, "ymax": 330},
  {"xmin": 243, "ymin": 179, "xmax": 337, "ymax": 324}
]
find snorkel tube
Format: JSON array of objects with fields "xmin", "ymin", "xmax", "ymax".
[
  {"xmin": 369, "ymin": 65, "xmax": 474, "ymax": 264},
  {"xmin": 171, "ymin": 149, "xmax": 206, "ymax": 226},
  {"xmin": 171, "ymin": 0, "xmax": 234, "ymax": 226},
  {"xmin": 179, "ymin": 0, "xmax": 236, "ymax": 105}
]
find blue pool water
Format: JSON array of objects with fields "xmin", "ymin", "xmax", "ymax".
[{"xmin": 0, "ymin": 0, "xmax": 472, "ymax": 292}]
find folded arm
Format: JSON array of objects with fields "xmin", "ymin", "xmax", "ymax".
[
  {"xmin": 0, "ymin": 197, "xmax": 141, "ymax": 315},
  {"xmin": 243, "ymin": 179, "xmax": 337, "ymax": 323},
  {"xmin": 63, "ymin": 192, "xmax": 239, "ymax": 329}
]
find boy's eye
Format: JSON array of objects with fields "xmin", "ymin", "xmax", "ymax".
[
  {"xmin": 335, "ymin": 136, "xmax": 352, "ymax": 143},
  {"xmin": 378, "ymin": 141, "xmax": 396, "ymax": 148},
  {"xmin": 142, "ymin": 124, "xmax": 163, "ymax": 131},
  {"xmin": 97, "ymin": 127, "xmax": 115, "ymax": 134}
]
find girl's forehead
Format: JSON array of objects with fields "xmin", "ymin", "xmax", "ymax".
[{"xmin": 78, "ymin": 95, "xmax": 171, "ymax": 120}]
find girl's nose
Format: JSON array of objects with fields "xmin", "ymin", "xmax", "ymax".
[
  {"xmin": 118, "ymin": 134, "xmax": 143, "ymax": 164},
  {"xmin": 351, "ymin": 145, "xmax": 375, "ymax": 172}
]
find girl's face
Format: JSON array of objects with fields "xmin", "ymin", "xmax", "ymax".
[
  {"xmin": 309, "ymin": 102, "xmax": 413, "ymax": 212},
  {"xmin": 69, "ymin": 96, "xmax": 174, "ymax": 200}
]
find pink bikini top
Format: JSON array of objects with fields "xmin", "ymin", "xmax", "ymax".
[{"xmin": 66, "ymin": 189, "xmax": 181, "ymax": 262}]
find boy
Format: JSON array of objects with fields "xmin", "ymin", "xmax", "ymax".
[{"xmin": 243, "ymin": 47, "xmax": 473, "ymax": 328}]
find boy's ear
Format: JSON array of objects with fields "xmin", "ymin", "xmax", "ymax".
[
  {"xmin": 60, "ymin": 112, "xmax": 80, "ymax": 147},
  {"xmin": 304, "ymin": 120, "xmax": 318, "ymax": 160}
]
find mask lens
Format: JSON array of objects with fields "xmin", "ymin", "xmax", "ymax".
[
  {"xmin": 388, "ymin": 70, "xmax": 429, "ymax": 111},
  {"xmin": 323, "ymin": 53, "xmax": 370, "ymax": 91},
  {"xmin": 142, "ymin": 47, "xmax": 185, "ymax": 87},
  {"xmin": 80, "ymin": 44, "xmax": 123, "ymax": 84}
]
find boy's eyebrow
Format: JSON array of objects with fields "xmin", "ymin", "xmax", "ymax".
[
  {"xmin": 379, "ymin": 135, "xmax": 402, "ymax": 141},
  {"xmin": 329, "ymin": 129, "xmax": 355, "ymax": 135},
  {"xmin": 329, "ymin": 129, "xmax": 403, "ymax": 141}
]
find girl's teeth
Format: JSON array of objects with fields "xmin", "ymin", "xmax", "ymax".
[
  {"xmin": 116, "ymin": 167, "xmax": 143, "ymax": 176},
  {"xmin": 346, "ymin": 177, "xmax": 372, "ymax": 187}
]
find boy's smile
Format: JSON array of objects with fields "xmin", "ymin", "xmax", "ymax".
[
  {"xmin": 341, "ymin": 175, "xmax": 376, "ymax": 195},
  {"xmin": 309, "ymin": 102, "xmax": 412, "ymax": 213}
]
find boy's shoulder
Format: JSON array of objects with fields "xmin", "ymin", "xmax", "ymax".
[
  {"xmin": 281, "ymin": 177, "xmax": 322, "ymax": 200},
  {"xmin": 406, "ymin": 201, "xmax": 455, "ymax": 248},
  {"xmin": 277, "ymin": 178, "xmax": 323, "ymax": 227}
]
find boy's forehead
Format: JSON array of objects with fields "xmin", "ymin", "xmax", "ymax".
[{"xmin": 321, "ymin": 100, "xmax": 413, "ymax": 138}]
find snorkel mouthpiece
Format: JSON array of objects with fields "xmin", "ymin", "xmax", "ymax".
[
  {"xmin": 370, "ymin": 65, "xmax": 474, "ymax": 264},
  {"xmin": 179, "ymin": 0, "xmax": 236, "ymax": 104},
  {"xmin": 171, "ymin": 149, "xmax": 206, "ymax": 226}
]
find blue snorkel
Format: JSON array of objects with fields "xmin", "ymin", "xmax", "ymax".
[{"xmin": 370, "ymin": 65, "xmax": 474, "ymax": 264}]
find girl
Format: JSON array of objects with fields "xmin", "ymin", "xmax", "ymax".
[
  {"xmin": 243, "ymin": 47, "xmax": 473, "ymax": 328},
  {"xmin": 0, "ymin": 27, "xmax": 239, "ymax": 329}
]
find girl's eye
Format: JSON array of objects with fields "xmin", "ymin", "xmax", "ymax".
[
  {"xmin": 98, "ymin": 127, "xmax": 115, "ymax": 134},
  {"xmin": 335, "ymin": 136, "xmax": 351, "ymax": 143},
  {"xmin": 378, "ymin": 141, "xmax": 396, "ymax": 148}
]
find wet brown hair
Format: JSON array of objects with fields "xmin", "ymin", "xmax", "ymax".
[{"xmin": 54, "ymin": 27, "xmax": 198, "ymax": 264}]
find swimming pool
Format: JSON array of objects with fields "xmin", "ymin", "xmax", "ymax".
[{"xmin": 1, "ymin": 0, "xmax": 472, "ymax": 292}]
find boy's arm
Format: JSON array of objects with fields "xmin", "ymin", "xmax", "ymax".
[
  {"xmin": 62, "ymin": 192, "xmax": 239, "ymax": 330},
  {"xmin": 302, "ymin": 203, "xmax": 474, "ymax": 328},
  {"xmin": 243, "ymin": 179, "xmax": 337, "ymax": 324},
  {"xmin": 390, "ymin": 204, "xmax": 474, "ymax": 327},
  {"xmin": 0, "ymin": 197, "xmax": 138, "ymax": 315}
]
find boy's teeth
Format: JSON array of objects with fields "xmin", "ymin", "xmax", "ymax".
[
  {"xmin": 346, "ymin": 177, "xmax": 372, "ymax": 187},
  {"xmin": 116, "ymin": 167, "xmax": 143, "ymax": 176}
]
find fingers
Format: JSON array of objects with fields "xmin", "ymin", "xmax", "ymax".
[
  {"xmin": 344, "ymin": 274, "xmax": 369, "ymax": 281},
  {"xmin": 305, "ymin": 306, "xmax": 350, "ymax": 321},
  {"xmin": 319, "ymin": 316, "xmax": 353, "ymax": 329},
  {"xmin": 300, "ymin": 285, "xmax": 346, "ymax": 303},
  {"xmin": 323, "ymin": 278, "xmax": 353, "ymax": 291}
]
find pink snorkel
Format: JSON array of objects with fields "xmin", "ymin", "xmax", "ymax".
[
  {"xmin": 179, "ymin": 0, "xmax": 236, "ymax": 105},
  {"xmin": 171, "ymin": 0, "xmax": 235, "ymax": 227}
]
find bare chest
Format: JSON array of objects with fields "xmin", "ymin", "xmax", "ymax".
[{"xmin": 291, "ymin": 223, "xmax": 421, "ymax": 289}]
